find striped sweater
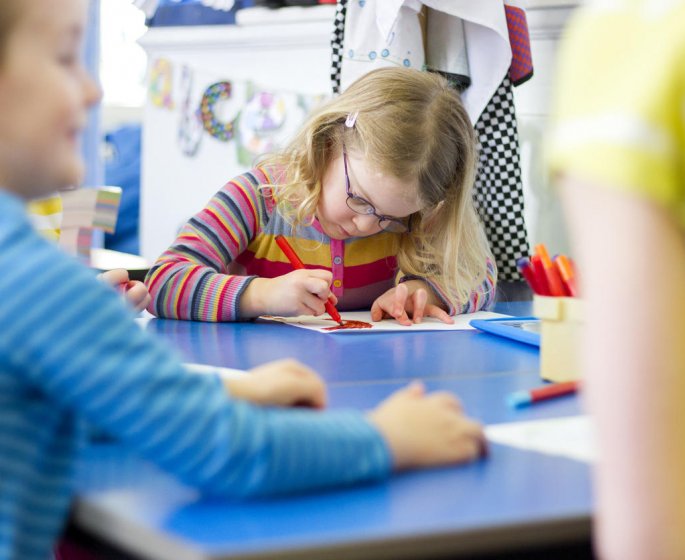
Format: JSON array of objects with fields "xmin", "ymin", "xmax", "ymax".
[
  {"xmin": 0, "ymin": 190, "xmax": 390, "ymax": 560},
  {"xmin": 146, "ymin": 167, "xmax": 496, "ymax": 321}
]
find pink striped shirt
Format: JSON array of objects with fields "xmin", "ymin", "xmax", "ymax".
[{"xmin": 145, "ymin": 167, "xmax": 496, "ymax": 321}]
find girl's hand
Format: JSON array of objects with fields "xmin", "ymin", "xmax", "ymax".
[
  {"xmin": 241, "ymin": 270, "xmax": 337, "ymax": 318},
  {"xmin": 98, "ymin": 268, "xmax": 151, "ymax": 313},
  {"xmin": 370, "ymin": 281, "xmax": 454, "ymax": 326},
  {"xmin": 224, "ymin": 359, "xmax": 327, "ymax": 409},
  {"xmin": 368, "ymin": 381, "xmax": 486, "ymax": 470}
]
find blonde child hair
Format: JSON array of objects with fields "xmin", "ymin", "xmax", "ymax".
[{"xmin": 262, "ymin": 67, "xmax": 495, "ymax": 308}]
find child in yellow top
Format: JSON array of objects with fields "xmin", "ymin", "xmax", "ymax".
[{"xmin": 550, "ymin": 1, "xmax": 685, "ymax": 558}]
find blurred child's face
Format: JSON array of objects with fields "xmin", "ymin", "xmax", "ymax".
[
  {"xmin": 317, "ymin": 149, "xmax": 422, "ymax": 240},
  {"xmin": 0, "ymin": 0, "xmax": 101, "ymax": 199}
]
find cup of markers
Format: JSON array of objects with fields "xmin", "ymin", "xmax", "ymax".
[
  {"xmin": 519, "ymin": 244, "xmax": 583, "ymax": 384},
  {"xmin": 517, "ymin": 244, "xmax": 576, "ymax": 298}
]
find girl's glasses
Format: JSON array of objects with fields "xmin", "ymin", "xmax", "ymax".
[{"xmin": 342, "ymin": 146, "xmax": 412, "ymax": 234}]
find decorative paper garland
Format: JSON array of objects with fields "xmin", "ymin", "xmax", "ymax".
[
  {"xmin": 150, "ymin": 58, "xmax": 331, "ymax": 162},
  {"xmin": 237, "ymin": 90, "xmax": 286, "ymax": 161},
  {"xmin": 149, "ymin": 58, "xmax": 174, "ymax": 109},
  {"xmin": 177, "ymin": 65, "xmax": 204, "ymax": 157},
  {"xmin": 199, "ymin": 81, "xmax": 237, "ymax": 142}
]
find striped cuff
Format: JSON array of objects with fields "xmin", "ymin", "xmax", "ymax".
[{"xmin": 219, "ymin": 275, "xmax": 258, "ymax": 321}]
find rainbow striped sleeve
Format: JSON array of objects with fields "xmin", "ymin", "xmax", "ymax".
[
  {"xmin": 456, "ymin": 258, "xmax": 497, "ymax": 314},
  {"xmin": 145, "ymin": 170, "xmax": 270, "ymax": 321}
]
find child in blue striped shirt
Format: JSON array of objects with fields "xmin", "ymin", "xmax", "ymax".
[{"xmin": 0, "ymin": 1, "xmax": 486, "ymax": 559}]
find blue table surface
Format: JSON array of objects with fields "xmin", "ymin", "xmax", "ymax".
[
  {"xmin": 140, "ymin": 301, "xmax": 539, "ymax": 385},
  {"xmin": 72, "ymin": 301, "xmax": 593, "ymax": 559}
]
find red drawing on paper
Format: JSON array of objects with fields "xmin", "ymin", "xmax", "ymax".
[{"xmin": 323, "ymin": 320, "xmax": 372, "ymax": 331}]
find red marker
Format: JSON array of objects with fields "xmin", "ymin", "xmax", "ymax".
[
  {"xmin": 507, "ymin": 381, "xmax": 580, "ymax": 408},
  {"xmin": 530, "ymin": 254, "xmax": 550, "ymax": 296},
  {"xmin": 516, "ymin": 256, "xmax": 539, "ymax": 294},
  {"xmin": 275, "ymin": 235, "xmax": 343, "ymax": 325},
  {"xmin": 535, "ymin": 244, "xmax": 565, "ymax": 297}
]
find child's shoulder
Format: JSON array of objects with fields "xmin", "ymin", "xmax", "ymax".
[
  {"xmin": 0, "ymin": 190, "xmax": 33, "ymax": 236},
  {"xmin": 214, "ymin": 166, "xmax": 284, "ymax": 213},
  {"xmin": 255, "ymin": 162, "xmax": 284, "ymax": 181},
  {"xmin": 221, "ymin": 164, "xmax": 283, "ymax": 191}
]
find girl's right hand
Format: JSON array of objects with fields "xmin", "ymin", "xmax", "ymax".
[
  {"xmin": 368, "ymin": 381, "xmax": 486, "ymax": 470},
  {"xmin": 241, "ymin": 270, "xmax": 337, "ymax": 318}
]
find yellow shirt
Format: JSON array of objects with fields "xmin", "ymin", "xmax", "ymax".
[{"xmin": 549, "ymin": 0, "xmax": 685, "ymax": 226}]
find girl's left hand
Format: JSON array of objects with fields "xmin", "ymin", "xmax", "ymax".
[
  {"xmin": 98, "ymin": 268, "xmax": 151, "ymax": 313},
  {"xmin": 371, "ymin": 281, "xmax": 454, "ymax": 326}
]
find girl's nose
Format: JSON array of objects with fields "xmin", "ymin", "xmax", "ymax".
[{"xmin": 352, "ymin": 213, "xmax": 380, "ymax": 234}]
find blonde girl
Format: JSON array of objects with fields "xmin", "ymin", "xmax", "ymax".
[{"xmin": 146, "ymin": 67, "xmax": 496, "ymax": 324}]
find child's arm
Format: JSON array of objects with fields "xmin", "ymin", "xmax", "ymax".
[
  {"xmin": 225, "ymin": 362, "xmax": 486, "ymax": 467},
  {"xmin": 563, "ymin": 178, "xmax": 685, "ymax": 560},
  {"xmin": 144, "ymin": 172, "xmax": 270, "ymax": 322},
  {"xmin": 3, "ymin": 233, "xmax": 388, "ymax": 496},
  {"xmin": 145, "ymin": 171, "xmax": 339, "ymax": 321}
]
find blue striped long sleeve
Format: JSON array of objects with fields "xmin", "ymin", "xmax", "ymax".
[{"xmin": 0, "ymin": 191, "xmax": 391, "ymax": 560}]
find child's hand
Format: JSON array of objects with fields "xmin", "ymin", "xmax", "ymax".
[
  {"xmin": 224, "ymin": 359, "xmax": 327, "ymax": 409},
  {"xmin": 98, "ymin": 268, "xmax": 151, "ymax": 312},
  {"xmin": 241, "ymin": 271, "xmax": 337, "ymax": 318},
  {"xmin": 371, "ymin": 281, "xmax": 454, "ymax": 326},
  {"xmin": 368, "ymin": 381, "xmax": 486, "ymax": 470}
]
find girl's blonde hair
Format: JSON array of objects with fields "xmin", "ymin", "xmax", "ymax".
[{"xmin": 261, "ymin": 67, "xmax": 495, "ymax": 308}]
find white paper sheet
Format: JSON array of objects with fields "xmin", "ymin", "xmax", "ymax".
[
  {"xmin": 258, "ymin": 310, "xmax": 507, "ymax": 334},
  {"xmin": 485, "ymin": 415, "xmax": 596, "ymax": 463}
]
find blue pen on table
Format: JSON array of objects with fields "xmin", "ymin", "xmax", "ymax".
[{"xmin": 507, "ymin": 381, "xmax": 580, "ymax": 409}]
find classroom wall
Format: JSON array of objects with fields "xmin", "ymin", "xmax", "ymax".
[
  {"xmin": 514, "ymin": 3, "xmax": 577, "ymax": 257},
  {"xmin": 137, "ymin": 2, "xmax": 579, "ymax": 263}
]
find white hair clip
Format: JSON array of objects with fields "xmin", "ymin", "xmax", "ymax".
[{"xmin": 345, "ymin": 111, "xmax": 359, "ymax": 128}]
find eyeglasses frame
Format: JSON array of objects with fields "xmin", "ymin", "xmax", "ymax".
[{"xmin": 341, "ymin": 145, "xmax": 412, "ymax": 234}]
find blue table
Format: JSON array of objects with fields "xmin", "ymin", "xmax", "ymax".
[
  {"xmin": 142, "ymin": 302, "xmax": 539, "ymax": 385},
  {"xmin": 70, "ymin": 302, "xmax": 593, "ymax": 559}
]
